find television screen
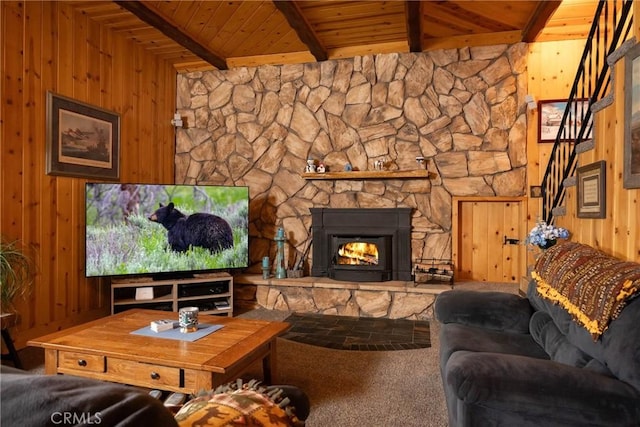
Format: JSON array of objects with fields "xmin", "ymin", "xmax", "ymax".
[{"xmin": 85, "ymin": 183, "xmax": 249, "ymax": 278}]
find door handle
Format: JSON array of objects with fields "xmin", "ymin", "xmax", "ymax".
[{"xmin": 503, "ymin": 236, "xmax": 520, "ymax": 245}]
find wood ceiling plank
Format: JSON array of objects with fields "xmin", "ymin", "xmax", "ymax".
[
  {"xmin": 423, "ymin": 2, "xmax": 520, "ymax": 34},
  {"xmin": 183, "ymin": 2, "xmax": 226, "ymax": 39},
  {"xmin": 114, "ymin": 0, "xmax": 227, "ymax": 70},
  {"xmin": 206, "ymin": 1, "xmax": 262, "ymax": 56},
  {"xmin": 261, "ymin": 28, "xmax": 313, "ymax": 55},
  {"xmin": 422, "ymin": 30, "xmax": 522, "ymax": 50},
  {"xmin": 328, "ymin": 41, "xmax": 409, "ymax": 59},
  {"xmin": 194, "ymin": 1, "xmax": 241, "ymax": 42},
  {"xmin": 274, "ymin": 0, "xmax": 327, "ymax": 62},
  {"xmin": 227, "ymin": 51, "xmax": 317, "ymax": 68},
  {"xmin": 223, "ymin": 2, "xmax": 283, "ymax": 56},
  {"xmin": 233, "ymin": 8, "xmax": 307, "ymax": 56},
  {"xmin": 299, "ymin": 1, "xmax": 404, "ymax": 21}
]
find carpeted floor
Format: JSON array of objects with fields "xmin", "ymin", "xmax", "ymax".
[{"xmin": 281, "ymin": 312, "xmax": 430, "ymax": 351}]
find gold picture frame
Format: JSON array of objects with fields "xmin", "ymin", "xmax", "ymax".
[{"xmin": 46, "ymin": 92, "xmax": 120, "ymax": 180}]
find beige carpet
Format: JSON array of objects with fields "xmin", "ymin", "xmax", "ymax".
[{"xmin": 237, "ymin": 307, "xmax": 447, "ymax": 427}]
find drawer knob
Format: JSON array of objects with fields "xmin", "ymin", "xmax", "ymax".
[
  {"xmin": 150, "ymin": 372, "xmax": 160, "ymax": 380},
  {"xmin": 77, "ymin": 359, "xmax": 87, "ymax": 367}
]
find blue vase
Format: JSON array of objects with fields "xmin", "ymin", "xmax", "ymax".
[{"xmin": 539, "ymin": 239, "xmax": 557, "ymax": 250}]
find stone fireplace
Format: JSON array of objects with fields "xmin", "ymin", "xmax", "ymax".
[{"xmin": 310, "ymin": 207, "xmax": 412, "ymax": 282}]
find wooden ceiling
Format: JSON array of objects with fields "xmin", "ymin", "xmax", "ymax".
[{"xmin": 69, "ymin": 0, "xmax": 600, "ymax": 72}]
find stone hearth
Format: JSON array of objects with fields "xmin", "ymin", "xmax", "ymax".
[{"xmin": 233, "ymin": 274, "xmax": 452, "ymax": 320}]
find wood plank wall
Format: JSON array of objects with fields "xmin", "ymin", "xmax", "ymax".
[
  {"xmin": 1, "ymin": 1, "xmax": 177, "ymax": 349},
  {"xmin": 526, "ymin": 4, "xmax": 640, "ymax": 264}
]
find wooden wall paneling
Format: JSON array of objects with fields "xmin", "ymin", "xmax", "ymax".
[
  {"xmin": 453, "ymin": 200, "xmax": 474, "ymax": 280},
  {"xmin": 503, "ymin": 200, "xmax": 524, "ymax": 282},
  {"xmin": 160, "ymin": 62, "xmax": 176, "ymax": 180},
  {"xmin": 486, "ymin": 201, "xmax": 503, "ymax": 282},
  {"xmin": 22, "ymin": 1, "xmax": 44, "ymax": 330},
  {"xmin": 100, "ymin": 25, "xmax": 113, "ymax": 111},
  {"xmin": 471, "ymin": 201, "xmax": 489, "ymax": 280},
  {"xmin": 1, "ymin": 2, "xmax": 24, "ymax": 244}
]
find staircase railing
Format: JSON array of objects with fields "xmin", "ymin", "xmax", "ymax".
[{"xmin": 541, "ymin": 0, "xmax": 633, "ymax": 224}]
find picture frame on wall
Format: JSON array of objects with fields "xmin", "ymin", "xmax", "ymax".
[
  {"xmin": 576, "ymin": 160, "xmax": 606, "ymax": 219},
  {"xmin": 538, "ymin": 99, "xmax": 592, "ymax": 143},
  {"xmin": 623, "ymin": 43, "xmax": 640, "ymax": 188},
  {"xmin": 46, "ymin": 92, "xmax": 120, "ymax": 180}
]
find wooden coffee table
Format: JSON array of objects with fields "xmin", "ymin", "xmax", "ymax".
[{"xmin": 28, "ymin": 309, "xmax": 290, "ymax": 394}]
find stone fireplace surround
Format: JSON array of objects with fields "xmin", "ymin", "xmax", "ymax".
[{"xmin": 177, "ymin": 44, "xmax": 530, "ymax": 319}]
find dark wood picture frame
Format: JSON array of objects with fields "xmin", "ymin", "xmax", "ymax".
[
  {"xmin": 538, "ymin": 98, "xmax": 592, "ymax": 143},
  {"xmin": 46, "ymin": 92, "xmax": 120, "ymax": 180},
  {"xmin": 623, "ymin": 43, "xmax": 640, "ymax": 188},
  {"xmin": 576, "ymin": 160, "xmax": 606, "ymax": 219}
]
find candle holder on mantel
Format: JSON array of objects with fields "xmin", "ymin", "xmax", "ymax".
[{"xmin": 274, "ymin": 227, "xmax": 287, "ymax": 279}]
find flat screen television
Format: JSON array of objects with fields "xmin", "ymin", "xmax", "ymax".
[{"xmin": 85, "ymin": 183, "xmax": 249, "ymax": 278}]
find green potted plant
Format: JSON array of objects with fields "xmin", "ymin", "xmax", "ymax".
[{"xmin": 0, "ymin": 238, "xmax": 34, "ymax": 315}]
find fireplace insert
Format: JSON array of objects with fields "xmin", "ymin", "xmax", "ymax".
[{"xmin": 310, "ymin": 208, "xmax": 412, "ymax": 282}]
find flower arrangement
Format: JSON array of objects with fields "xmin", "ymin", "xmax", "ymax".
[{"xmin": 526, "ymin": 220, "xmax": 570, "ymax": 249}]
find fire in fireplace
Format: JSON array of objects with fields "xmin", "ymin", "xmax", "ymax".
[
  {"xmin": 337, "ymin": 241, "xmax": 379, "ymax": 265},
  {"xmin": 310, "ymin": 208, "xmax": 412, "ymax": 282}
]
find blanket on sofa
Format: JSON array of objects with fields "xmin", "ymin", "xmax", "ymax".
[{"xmin": 532, "ymin": 241, "xmax": 640, "ymax": 339}]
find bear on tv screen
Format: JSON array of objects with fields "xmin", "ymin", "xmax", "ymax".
[{"xmin": 85, "ymin": 183, "xmax": 249, "ymax": 278}]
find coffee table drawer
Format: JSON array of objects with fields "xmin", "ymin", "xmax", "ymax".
[
  {"xmin": 107, "ymin": 358, "xmax": 181, "ymax": 388},
  {"xmin": 59, "ymin": 351, "xmax": 106, "ymax": 373}
]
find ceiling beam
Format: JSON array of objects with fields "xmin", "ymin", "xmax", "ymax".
[
  {"xmin": 405, "ymin": 1, "xmax": 422, "ymax": 52},
  {"xmin": 113, "ymin": 0, "xmax": 228, "ymax": 70},
  {"xmin": 521, "ymin": 1, "xmax": 562, "ymax": 42},
  {"xmin": 273, "ymin": 0, "xmax": 328, "ymax": 62}
]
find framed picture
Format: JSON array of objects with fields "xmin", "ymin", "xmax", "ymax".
[
  {"xmin": 538, "ymin": 99, "xmax": 592, "ymax": 143},
  {"xmin": 46, "ymin": 92, "xmax": 120, "ymax": 180},
  {"xmin": 624, "ymin": 43, "xmax": 640, "ymax": 188},
  {"xmin": 576, "ymin": 160, "xmax": 606, "ymax": 219}
]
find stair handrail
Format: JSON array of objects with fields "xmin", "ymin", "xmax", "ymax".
[{"xmin": 540, "ymin": 0, "xmax": 633, "ymax": 224}]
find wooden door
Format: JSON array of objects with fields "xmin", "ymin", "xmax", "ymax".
[{"xmin": 452, "ymin": 197, "xmax": 527, "ymax": 283}]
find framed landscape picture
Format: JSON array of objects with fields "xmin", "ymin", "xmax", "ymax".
[
  {"xmin": 46, "ymin": 92, "xmax": 120, "ymax": 180},
  {"xmin": 624, "ymin": 43, "xmax": 640, "ymax": 188},
  {"xmin": 576, "ymin": 160, "xmax": 606, "ymax": 219},
  {"xmin": 538, "ymin": 99, "xmax": 592, "ymax": 143}
]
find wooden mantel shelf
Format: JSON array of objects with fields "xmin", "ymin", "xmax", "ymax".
[{"xmin": 302, "ymin": 169, "xmax": 432, "ymax": 180}]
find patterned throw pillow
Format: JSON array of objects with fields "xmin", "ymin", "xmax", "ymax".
[
  {"xmin": 175, "ymin": 380, "xmax": 305, "ymax": 427},
  {"xmin": 533, "ymin": 241, "xmax": 640, "ymax": 339}
]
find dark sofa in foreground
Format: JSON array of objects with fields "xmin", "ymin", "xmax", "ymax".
[{"xmin": 435, "ymin": 242, "xmax": 640, "ymax": 427}]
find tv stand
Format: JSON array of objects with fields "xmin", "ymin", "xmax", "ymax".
[{"xmin": 111, "ymin": 274, "xmax": 233, "ymax": 317}]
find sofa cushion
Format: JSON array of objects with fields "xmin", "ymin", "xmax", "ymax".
[
  {"xmin": 439, "ymin": 322, "xmax": 549, "ymax": 369},
  {"xmin": 435, "ymin": 290, "xmax": 533, "ymax": 333},
  {"xmin": 444, "ymin": 350, "xmax": 640, "ymax": 427},
  {"xmin": 529, "ymin": 310, "xmax": 605, "ymax": 370},
  {"xmin": 532, "ymin": 241, "xmax": 640, "ymax": 339}
]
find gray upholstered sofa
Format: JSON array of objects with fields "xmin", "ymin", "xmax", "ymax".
[{"xmin": 435, "ymin": 242, "xmax": 640, "ymax": 427}]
